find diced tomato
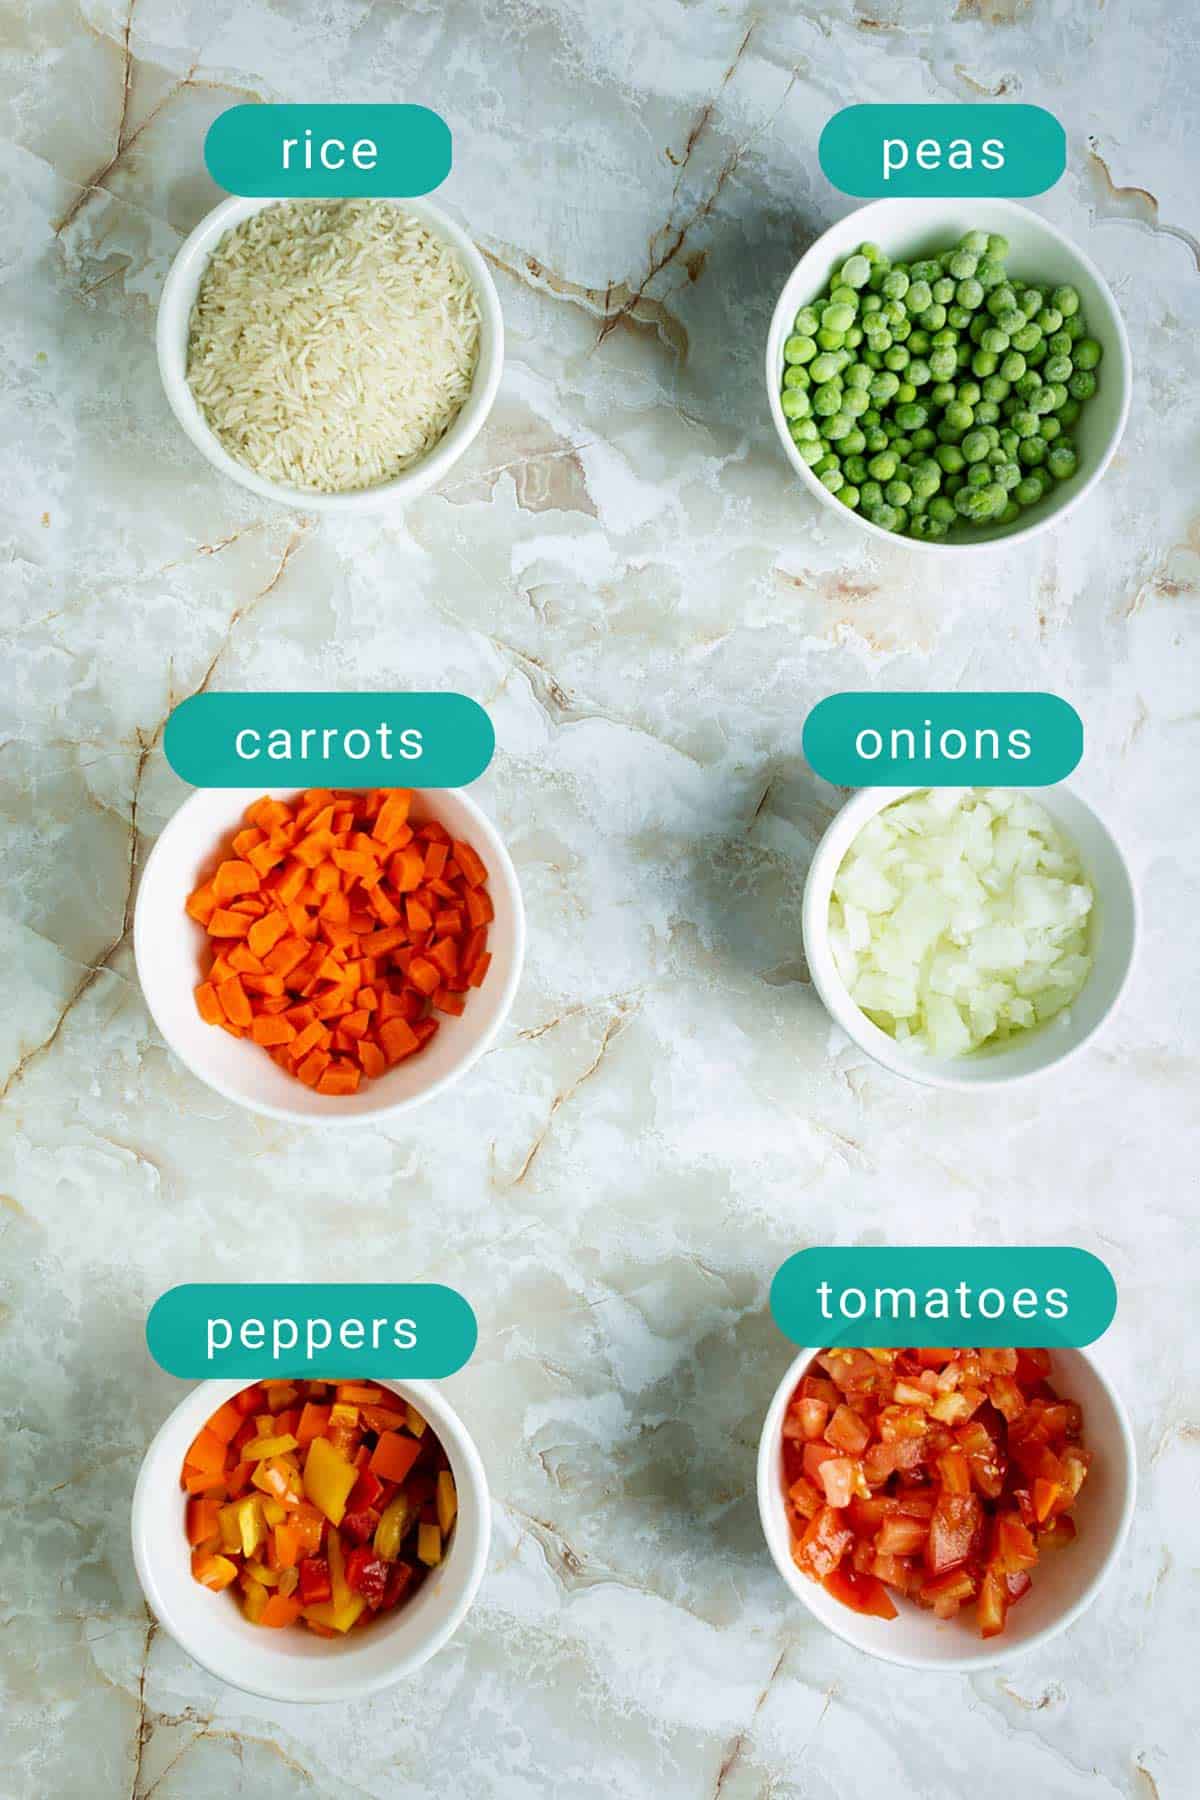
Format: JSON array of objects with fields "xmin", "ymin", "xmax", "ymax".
[
  {"xmin": 822, "ymin": 1565, "xmax": 897, "ymax": 1620},
  {"xmin": 826, "ymin": 1405, "xmax": 871, "ymax": 1456},
  {"xmin": 926, "ymin": 1492, "xmax": 982, "ymax": 1575},
  {"xmin": 817, "ymin": 1456, "xmax": 862, "ymax": 1509},
  {"xmin": 875, "ymin": 1514, "xmax": 927, "ymax": 1557},
  {"xmin": 792, "ymin": 1506, "xmax": 855, "ymax": 1581}
]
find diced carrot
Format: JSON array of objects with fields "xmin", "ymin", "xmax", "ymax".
[
  {"xmin": 433, "ymin": 987, "xmax": 466, "ymax": 1017},
  {"xmin": 429, "ymin": 938, "xmax": 458, "ymax": 979},
  {"xmin": 407, "ymin": 956, "xmax": 440, "ymax": 996},
  {"xmin": 316, "ymin": 1061, "xmax": 361, "ymax": 1096},
  {"xmin": 207, "ymin": 908, "xmax": 253, "ymax": 937},
  {"xmin": 227, "ymin": 943, "xmax": 265, "ymax": 975},
  {"xmin": 453, "ymin": 841, "xmax": 489, "ymax": 887},
  {"xmin": 195, "ymin": 982, "xmax": 223, "ymax": 1025},
  {"xmin": 251, "ymin": 1015, "xmax": 296, "ymax": 1047},
  {"xmin": 295, "ymin": 1048, "xmax": 331, "ymax": 1087},
  {"xmin": 468, "ymin": 952, "xmax": 492, "ymax": 988},
  {"xmin": 290, "ymin": 1019, "xmax": 327, "ymax": 1061},
  {"xmin": 217, "ymin": 977, "xmax": 253, "ymax": 1028},
  {"xmin": 247, "ymin": 911, "xmax": 288, "ymax": 958},
  {"xmin": 391, "ymin": 846, "xmax": 425, "ymax": 893},
  {"xmin": 465, "ymin": 887, "xmax": 494, "ymax": 927},
  {"xmin": 186, "ymin": 882, "xmax": 218, "ymax": 925},
  {"xmin": 357, "ymin": 1039, "xmax": 386, "ymax": 1080},
  {"xmin": 373, "ymin": 791, "xmax": 412, "ymax": 842},
  {"xmin": 213, "ymin": 859, "xmax": 260, "ymax": 901},
  {"xmin": 379, "ymin": 1018, "xmax": 420, "ymax": 1064}
]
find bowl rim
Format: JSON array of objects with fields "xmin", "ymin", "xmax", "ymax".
[
  {"xmin": 765, "ymin": 196, "xmax": 1133, "ymax": 555},
  {"xmin": 132, "ymin": 781, "xmax": 526, "ymax": 1126},
  {"xmin": 156, "ymin": 191, "xmax": 504, "ymax": 512},
  {"xmin": 756, "ymin": 1341, "xmax": 1137, "ymax": 1671},
  {"xmin": 801, "ymin": 782, "xmax": 1139, "ymax": 1090},
  {"xmin": 131, "ymin": 1374, "xmax": 491, "ymax": 1701}
]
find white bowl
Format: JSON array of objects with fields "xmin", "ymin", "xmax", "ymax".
[
  {"xmin": 132, "ymin": 1377, "xmax": 490, "ymax": 1701},
  {"xmin": 766, "ymin": 197, "xmax": 1131, "ymax": 552},
  {"xmin": 134, "ymin": 784, "xmax": 524, "ymax": 1124},
  {"xmin": 757, "ymin": 1344, "xmax": 1136, "ymax": 1671},
  {"xmin": 802, "ymin": 785, "xmax": 1137, "ymax": 1089},
  {"xmin": 157, "ymin": 194, "xmax": 504, "ymax": 511}
]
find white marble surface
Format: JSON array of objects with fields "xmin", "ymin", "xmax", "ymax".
[{"xmin": 2, "ymin": 1, "xmax": 1199, "ymax": 1795}]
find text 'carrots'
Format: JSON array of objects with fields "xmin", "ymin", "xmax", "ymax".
[{"xmin": 188, "ymin": 789, "xmax": 493, "ymax": 1095}]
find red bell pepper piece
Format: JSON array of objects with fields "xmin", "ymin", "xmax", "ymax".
[
  {"xmin": 344, "ymin": 1546, "xmax": 390, "ymax": 1607},
  {"xmin": 297, "ymin": 1557, "xmax": 332, "ymax": 1605}
]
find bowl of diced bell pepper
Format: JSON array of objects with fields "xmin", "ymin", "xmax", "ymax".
[
  {"xmin": 134, "ymin": 784, "xmax": 524, "ymax": 1122},
  {"xmin": 757, "ymin": 1344, "xmax": 1135, "ymax": 1669},
  {"xmin": 132, "ymin": 1376, "xmax": 490, "ymax": 1700}
]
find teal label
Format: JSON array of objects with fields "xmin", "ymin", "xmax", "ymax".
[
  {"xmin": 770, "ymin": 1248, "xmax": 1116, "ymax": 1349},
  {"xmin": 164, "ymin": 692, "xmax": 494, "ymax": 788},
  {"xmin": 819, "ymin": 105, "xmax": 1066, "ymax": 198},
  {"xmin": 205, "ymin": 104, "xmax": 451, "ymax": 198},
  {"xmin": 803, "ymin": 692, "xmax": 1082, "ymax": 786},
  {"xmin": 147, "ymin": 1284, "xmax": 477, "ymax": 1378}
]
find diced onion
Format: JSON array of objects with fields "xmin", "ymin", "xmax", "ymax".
[{"xmin": 829, "ymin": 789, "xmax": 1094, "ymax": 1057}]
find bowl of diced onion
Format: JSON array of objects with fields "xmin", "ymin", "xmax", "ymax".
[{"xmin": 802, "ymin": 786, "xmax": 1137, "ymax": 1088}]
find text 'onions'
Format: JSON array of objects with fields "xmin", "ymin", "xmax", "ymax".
[{"xmin": 829, "ymin": 789, "xmax": 1094, "ymax": 1057}]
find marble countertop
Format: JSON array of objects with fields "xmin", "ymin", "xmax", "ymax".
[{"xmin": 2, "ymin": 1, "xmax": 1199, "ymax": 1795}]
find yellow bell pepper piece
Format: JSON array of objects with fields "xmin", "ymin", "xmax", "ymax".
[
  {"xmin": 252, "ymin": 1456, "xmax": 303, "ymax": 1506},
  {"xmin": 243, "ymin": 1559, "xmax": 280, "ymax": 1587},
  {"xmin": 243, "ymin": 1433, "xmax": 299, "ymax": 1461},
  {"xmin": 301, "ymin": 1594, "xmax": 366, "ymax": 1634},
  {"xmin": 417, "ymin": 1522, "xmax": 442, "ymax": 1567},
  {"xmin": 227, "ymin": 1495, "xmax": 265, "ymax": 1558},
  {"xmin": 217, "ymin": 1502, "xmax": 243, "ymax": 1554},
  {"xmin": 436, "ymin": 1470, "xmax": 458, "ymax": 1536},
  {"xmin": 260, "ymin": 1496, "xmax": 287, "ymax": 1527},
  {"xmin": 404, "ymin": 1403, "xmax": 427, "ymax": 1438},
  {"xmin": 242, "ymin": 1579, "xmax": 268, "ymax": 1623},
  {"xmin": 302, "ymin": 1435, "xmax": 357, "ymax": 1526},
  {"xmin": 373, "ymin": 1492, "xmax": 415, "ymax": 1562}
]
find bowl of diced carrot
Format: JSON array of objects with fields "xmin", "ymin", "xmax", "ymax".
[
  {"xmin": 132, "ymin": 1376, "xmax": 491, "ymax": 1701},
  {"xmin": 133, "ymin": 784, "xmax": 524, "ymax": 1122}
]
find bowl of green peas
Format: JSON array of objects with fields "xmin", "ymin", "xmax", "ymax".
[{"xmin": 766, "ymin": 198, "xmax": 1131, "ymax": 550}]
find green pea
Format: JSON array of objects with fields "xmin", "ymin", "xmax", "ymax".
[
  {"xmin": 986, "ymin": 284, "xmax": 1017, "ymax": 317},
  {"xmin": 783, "ymin": 366, "xmax": 810, "ymax": 391},
  {"xmin": 956, "ymin": 380, "xmax": 982, "ymax": 407},
  {"xmin": 983, "ymin": 375, "xmax": 1011, "ymax": 402},
  {"xmin": 839, "ymin": 484, "xmax": 861, "ymax": 509},
  {"xmin": 906, "ymin": 280, "xmax": 933, "ymax": 314},
  {"xmin": 978, "ymin": 327, "xmax": 1008, "ymax": 355},
  {"xmin": 825, "ymin": 412, "xmax": 854, "ymax": 440},
  {"xmin": 863, "ymin": 425, "xmax": 888, "ymax": 452},
  {"xmin": 869, "ymin": 370, "xmax": 901, "ymax": 404},
  {"xmin": 998, "ymin": 351, "xmax": 1026, "ymax": 383},
  {"xmin": 797, "ymin": 437, "xmax": 824, "ymax": 466},
  {"xmin": 1031, "ymin": 386, "xmax": 1058, "ymax": 415},
  {"xmin": 911, "ymin": 461, "xmax": 941, "ymax": 499},
  {"xmin": 932, "ymin": 277, "xmax": 955, "ymax": 304},
  {"xmin": 945, "ymin": 304, "xmax": 969, "ymax": 330},
  {"xmin": 842, "ymin": 386, "xmax": 871, "ymax": 417},
  {"xmin": 867, "ymin": 502, "xmax": 900, "ymax": 531},
  {"xmin": 895, "ymin": 383, "xmax": 917, "ymax": 404},
  {"xmin": 986, "ymin": 234, "xmax": 1009, "ymax": 260},
  {"xmin": 860, "ymin": 480, "xmax": 884, "ymax": 508},
  {"xmin": 955, "ymin": 277, "xmax": 984, "ymax": 310},
  {"xmin": 1015, "ymin": 372, "xmax": 1043, "ymax": 400},
  {"xmin": 860, "ymin": 241, "xmax": 886, "ymax": 265},
  {"xmin": 885, "ymin": 478, "xmax": 913, "ymax": 507},
  {"xmin": 1015, "ymin": 474, "xmax": 1045, "ymax": 505},
  {"xmin": 867, "ymin": 449, "xmax": 899, "ymax": 481},
  {"xmin": 809, "ymin": 352, "xmax": 840, "ymax": 384},
  {"xmin": 816, "ymin": 328, "xmax": 845, "ymax": 352},
  {"xmin": 813, "ymin": 452, "xmax": 838, "ymax": 476},
  {"xmin": 976, "ymin": 258, "xmax": 1005, "ymax": 290},
  {"xmin": 936, "ymin": 444, "xmax": 965, "ymax": 473},
  {"xmin": 919, "ymin": 303, "xmax": 948, "ymax": 332},
  {"xmin": 944, "ymin": 400, "xmax": 974, "ymax": 432},
  {"xmin": 1043, "ymin": 354, "xmax": 1073, "ymax": 384},
  {"xmin": 1051, "ymin": 284, "xmax": 1080, "ymax": 317},
  {"xmin": 790, "ymin": 417, "xmax": 819, "ymax": 442},
  {"xmin": 930, "ymin": 380, "xmax": 956, "ymax": 406},
  {"xmin": 881, "ymin": 269, "xmax": 910, "ymax": 301},
  {"xmin": 1010, "ymin": 322, "xmax": 1042, "ymax": 353},
  {"xmin": 928, "ymin": 347, "xmax": 957, "ymax": 381},
  {"xmin": 1036, "ymin": 306, "xmax": 1063, "ymax": 336},
  {"xmin": 996, "ymin": 460, "xmax": 1022, "ymax": 491},
  {"xmin": 906, "ymin": 358, "xmax": 932, "ymax": 386},
  {"xmin": 1064, "ymin": 314, "xmax": 1086, "ymax": 341},
  {"xmin": 883, "ymin": 346, "xmax": 909, "ymax": 372},
  {"xmin": 892, "ymin": 401, "xmax": 927, "ymax": 431},
  {"xmin": 891, "ymin": 434, "xmax": 913, "ymax": 456},
  {"xmin": 1047, "ymin": 444, "xmax": 1078, "ymax": 480},
  {"xmin": 1058, "ymin": 398, "xmax": 1081, "ymax": 427},
  {"xmin": 813, "ymin": 381, "xmax": 843, "ymax": 416},
  {"xmin": 910, "ymin": 259, "xmax": 941, "ymax": 283},
  {"xmin": 1039, "ymin": 416, "xmax": 1061, "ymax": 441},
  {"xmin": 842, "ymin": 427, "xmax": 867, "ymax": 455},
  {"xmin": 784, "ymin": 334, "xmax": 816, "ymax": 365},
  {"xmin": 961, "ymin": 429, "xmax": 991, "ymax": 463},
  {"xmin": 781, "ymin": 386, "xmax": 810, "ymax": 419},
  {"xmin": 1074, "ymin": 337, "xmax": 1102, "ymax": 370},
  {"xmin": 840, "ymin": 254, "xmax": 872, "ymax": 289},
  {"xmin": 972, "ymin": 349, "xmax": 999, "ymax": 378},
  {"xmin": 1018, "ymin": 436, "xmax": 1048, "ymax": 466},
  {"xmin": 844, "ymin": 454, "xmax": 869, "ymax": 483},
  {"xmin": 793, "ymin": 305, "xmax": 819, "ymax": 335},
  {"xmin": 975, "ymin": 401, "xmax": 1000, "ymax": 426},
  {"xmin": 823, "ymin": 302, "xmax": 856, "ymax": 334},
  {"xmin": 844, "ymin": 362, "xmax": 873, "ymax": 390},
  {"xmin": 820, "ymin": 465, "xmax": 845, "ymax": 492}
]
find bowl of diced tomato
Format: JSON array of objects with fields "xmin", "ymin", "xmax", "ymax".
[
  {"xmin": 131, "ymin": 1376, "xmax": 490, "ymax": 1700},
  {"xmin": 134, "ymin": 784, "xmax": 524, "ymax": 1123},
  {"xmin": 757, "ymin": 1344, "xmax": 1135, "ymax": 1669}
]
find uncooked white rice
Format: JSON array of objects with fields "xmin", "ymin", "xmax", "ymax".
[{"xmin": 186, "ymin": 199, "xmax": 481, "ymax": 494}]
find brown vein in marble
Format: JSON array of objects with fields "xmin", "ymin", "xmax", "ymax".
[
  {"xmin": 505, "ymin": 1003, "xmax": 639, "ymax": 1187},
  {"xmin": 480, "ymin": 243, "xmax": 689, "ymax": 361},
  {"xmin": 517, "ymin": 986, "xmax": 647, "ymax": 1043},
  {"xmin": 1086, "ymin": 143, "xmax": 1200, "ymax": 271},
  {"xmin": 128, "ymin": 1611, "xmax": 156, "ymax": 1800},
  {"xmin": 666, "ymin": 18, "xmax": 757, "ymax": 182},
  {"xmin": 55, "ymin": 0, "xmax": 202, "ymax": 237},
  {"xmin": 597, "ymin": 51, "xmax": 805, "ymax": 352},
  {"xmin": 711, "ymin": 1644, "xmax": 790, "ymax": 1798},
  {"xmin": 0, "ymin": 524, "xmax": 312, "ymax": 1104}
]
